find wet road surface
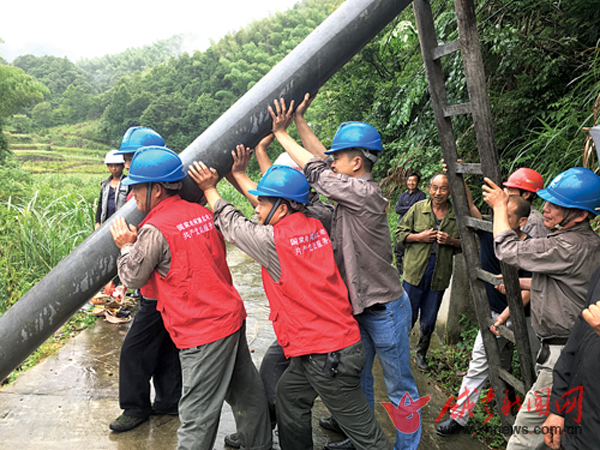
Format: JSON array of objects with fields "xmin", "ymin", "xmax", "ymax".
[{"xmin": 0, "ymin": 245, "xmax": 490, "ymax": 449}]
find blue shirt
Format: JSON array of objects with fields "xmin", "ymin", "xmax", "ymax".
[{"xmin": 395, "ymin": 189, "xmax": 426, "ymax": 223}]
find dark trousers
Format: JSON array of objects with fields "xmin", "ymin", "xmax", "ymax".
[
  {"xmin": 277, "ymin": 341, "xmax": 391, "ymax": 450},
  {"xmin": 394, "ymin": 242, "xmax": 405, "ymax": 275},
  {"xmin": 402, "ymin": 254, "xmax": 445, "ymax": 337},
  {"xmin": 119, "ymin": 298, "xmax": 182, "ymax": 418},
  {"xmin": 260, "ymin": 340, "xmax": 290, "ymax": 427}
]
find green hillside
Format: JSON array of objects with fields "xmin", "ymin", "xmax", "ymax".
[{"xmin": 5, "ymin": 122, "xmax": 109, "ymax": 174}]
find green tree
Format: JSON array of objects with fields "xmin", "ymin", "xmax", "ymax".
[
  {"xmin": 0, "ymin": 64, "xmax": 48, "ymax": 163},
  {"xmin": 0, "ymin": 65, "xmax": 49, "ymax": 117},
  {"xmin": 31, "ymin": 102, "xmax": 54, "ymax": 128},
  {"xmin": 57, "ymin": 85, "xmax": 91, "ymax": 124}
]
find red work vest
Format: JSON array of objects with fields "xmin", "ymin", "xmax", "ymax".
[
  {"xmin": 140, "ymin": 195, "xmax": 246, "ymax": 349},
  {"xmin": 262, "ymin": 212, "xmax": 360, "ymax": 357}
]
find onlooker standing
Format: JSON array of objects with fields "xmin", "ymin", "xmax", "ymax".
[
  {"xmin": 396, "ymin": 174, "xmax": 461, "ymax": 372},
  {"xmin": 95, "ymin": 150, "xmax": 127, "ymax": 230},
  {"xmin": 394, "ymin": 173, "xmax": 426, "ymax": 273}
]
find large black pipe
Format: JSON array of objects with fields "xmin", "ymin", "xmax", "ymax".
[{"xmin": 0, "ymin": 0, "xmax": 411, "ymax": 382}]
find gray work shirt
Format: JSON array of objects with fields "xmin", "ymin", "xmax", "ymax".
[
  {"xmin": 304, "ymin": 156, "xmax": 404, "ymax": 314},
  {"xmin": 213, "ymin": 199, "xmax": 281, "ymax": 282},
  {"xmin": 522, "ymin": 208, "xmax": 548, "ymax": 239},
  {"xmin": 211, "ymin": 197, "xmax": 334, "ymax": 283},
  {"xmin": 117, "ymin": 224, "xmax": 171, "ymax": 299},
  {"xmin": 494, "ymin": 221, "xmax": 600, "ymax": 338}
]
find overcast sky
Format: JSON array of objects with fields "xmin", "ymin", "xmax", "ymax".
[{"xmin": 1, "ymin": 0, "xmax": 301, "ymax": 62}]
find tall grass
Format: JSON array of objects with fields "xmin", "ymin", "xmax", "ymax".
[
  {"xmin": 0, "ymin": 171, "xmax": 101, "ymax": 314},
  {"xmin": 217, "ymin": 177, "xmax": 258, "ymax": 219},
  {"xmin": 0, "ymin": 166, "xmax": 262, "ymax": 384}
]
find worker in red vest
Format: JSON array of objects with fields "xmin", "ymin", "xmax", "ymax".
[
  {"xmin": 110, "ymin": 146, "xmax": 271, "ymax": 450},
  {"xmin": 107, "ymin": 127, "xmax": 181, "ymax": 434},
  {"xmin": 188, "ymin": 154, "xmax": 392, "ymax": 450}
]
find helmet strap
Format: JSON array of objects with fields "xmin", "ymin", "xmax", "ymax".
[
  {"xmin": 264, "ymin": 198, "xmax": 283, "ymax": 226},
  {"xmin": 146, "ymin": 182, "xmax": 154, "ymax": 213},
  {"xmin": 360, "ymin": 149, "xmax": 379, "ymax": 165},
  {"xmin": 555, "ymin": 208, "xmax": 576, "ymax": 231}
]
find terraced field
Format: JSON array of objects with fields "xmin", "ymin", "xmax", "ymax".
[{"xmin": 6, "ymin": 130, "xmax": 110, "ymax": 174}]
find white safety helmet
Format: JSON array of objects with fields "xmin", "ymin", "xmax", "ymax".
[
  {"xmin": 272, "ymin": 152, "xmax": 300, "ymax": 169},
  {"xmin": 104, "ymin": 150, "xmax": 125, "ymax": 165}
]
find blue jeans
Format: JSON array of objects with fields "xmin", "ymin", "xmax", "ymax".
[
  {"xmin": 403, "ymin": 254, "xmax": 445, "ymax": 337},
  {"xmin": 355, "ymin": 292, "xmax": 421, "ymax": 450}
]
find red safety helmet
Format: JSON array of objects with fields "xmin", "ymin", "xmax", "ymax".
[{"xmin": 503, "ymin": 168, "xmax": 543, "ymax": 192}]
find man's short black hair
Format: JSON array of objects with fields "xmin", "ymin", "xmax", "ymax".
[
  {"xmin": 519, "ymin": 189, "xmax": 537, "ymax": 204},
  {"xmin": 407, "ymin": 172, "xmax": 421, "ymax": 184},
  {"xmin": 342, "ymin": 148, "xmax": 374, "ymax": 172},
  {"xmin": 263, "ymin": 196, "xmax": 293, "ymax": 211},
  {"xmin": 508, "ymin": 195, "xmax": 531, "ymax": 221}
]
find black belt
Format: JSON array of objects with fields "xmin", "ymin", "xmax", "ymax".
[
  {"xmin": 366, "ymin": 303, "xmax": 386, "ymax": 311},
  {"xmin": 540, "ymin": 337, "xmax": 569, "ymax": 345}
]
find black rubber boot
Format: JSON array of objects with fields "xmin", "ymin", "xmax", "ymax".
[
  {"xmin": 414, "ymin": 334, "xmax": 432, "ymax": 372},
  {"xmin": 436, "ymin": 417, "xmax": 464, "ymax": 437},
  {"xmin": 319, "ymin": 415, "xmax": 345, "ymax": 436}
]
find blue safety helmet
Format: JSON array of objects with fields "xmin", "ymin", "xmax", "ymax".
[
  {"xmin": 121, "ymin": 146, "xmax": 186, "ymax": 186},
  {"xmin": 325, "ymin": 121, "xmax": 384, "ymax": 154},
  {"xmin": 115, "ymin": 127, "xmax": 165, "ymax": 155},
  {"xmin": 248, "ymin": 165, "xmax": 310, "ymax": 203},
  {"xmin": 537, "ymin": 167, "xmax": 600, "ymax": 214}
]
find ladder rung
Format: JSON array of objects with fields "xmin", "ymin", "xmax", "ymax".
[
  {"xmin": 455, "ymin": 162, "xmax": 482, "ymax": 175},
  {"xmin": 495, "ymin": 324, "xmax": 515, "ymax": 344},
  {"xmin": 476, "ymin": 268, "xmax": 502, "ymax": 286},
  {"xmin": 464, "ymin": 216, "xmax": 492, "ymax": 232},
  {"xmin": 443, "ymin": 102, "xmax": 471, "ymax": 117},
  {"xmin": 497, "ymin": 367, "xmax": 526, "ymax": 396},
  {"xmin": 431, "ymin": 40, "xmax": 461, "ymax": 60}
]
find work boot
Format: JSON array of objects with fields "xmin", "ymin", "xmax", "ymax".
[
  {"xmin": 150, "ymin": 404, "xmax": 178, "ymax": 415},
  {"xmin": 109, "ymin": 414, "xmax": 148, "ymax": 432},
  {"xmin": 323, "ymin": 438, "xmax": 356, "ymax": 450},
  {"xmin": 436, "ymin": 417, "xmax": 464, "ymax": 437},
  {"xmin": 224, "ymin": 432, "xmax": 241, "ymax": 448},
  {"xmin": 319, "ymin": 415, "xmax": 345, "ymax": 436},
  {"xmin": 414, "ymin": 334, "xmax": 432, "ymax": 372}
]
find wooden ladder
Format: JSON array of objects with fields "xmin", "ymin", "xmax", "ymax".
[{"xmin": 412, "ymin": 0, "xmax": 536, "ymax": 429}]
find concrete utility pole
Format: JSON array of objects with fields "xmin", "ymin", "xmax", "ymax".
[{"xmin": 0, "ymin": 0, "xmax": 411, "ymax": 382}]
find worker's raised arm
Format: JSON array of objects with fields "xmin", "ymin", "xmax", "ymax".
[
  {"xmin": 188, "ymin": 162, "xmax": 222, "ymax": 211},
  {"xmin": 226, "ymin": 145, "xmax": 259, "ymax": 208},
  {"xmin": 270, "ymin": 98, "xmax": 313, "ymax": 169},
  {"xmin": 255, "ymin": 134, "xmax": 275, "ymax": 175},
  {"xmin": 293, "ymin": 93, "xmax": 327, "ymax": 160},
  {"xmin": 483, "ymin": 177, "xmax": 510, "ymax": 237}
]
